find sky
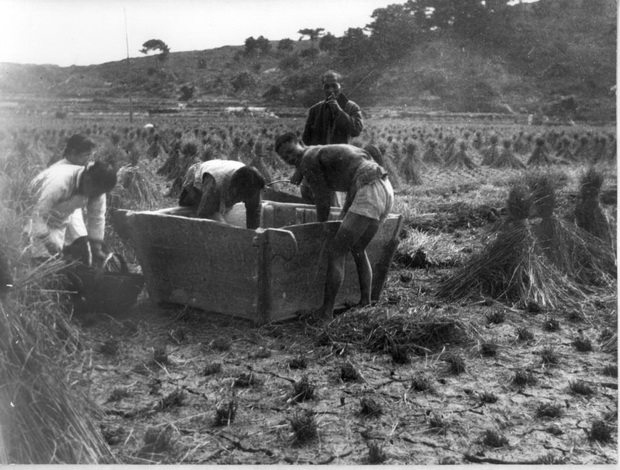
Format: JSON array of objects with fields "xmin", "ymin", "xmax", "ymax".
[{"xmin": 0, "ymin": 0, "xmax": 410, "ymax": 67}]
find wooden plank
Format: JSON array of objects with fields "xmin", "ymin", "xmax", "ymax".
[{"xmin": 127, "ymin": 212, "xmax": 260, "ymax": 319}]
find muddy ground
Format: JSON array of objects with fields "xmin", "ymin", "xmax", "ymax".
[{"xmin": 74, "ymin": 168, "xmax": 617, "ymax": 465}]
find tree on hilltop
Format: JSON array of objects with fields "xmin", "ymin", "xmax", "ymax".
[
  {"xmin": 140, "ymin": 39, "xmax": 170, "ymax": 62},
  {"xmin": 298, "ymin": 28, "xmax": 325, "ymax": 41}
]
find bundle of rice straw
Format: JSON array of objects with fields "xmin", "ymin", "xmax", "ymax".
[
  {"xmin": 422, "ymin": 140, "xmax": 443, "ymax": 165},
  {"xmin": 491, "ymin": 139, "xmax": 525, "ymax": 169},
  {"xmin": 527, "ymin": 137, "xmax": 553, "ymax": 166},
  {"xmin": 0, "ymin": 260, "xmax": 115, "ymax": 464},
  {"xmin": 444, "ymin": 140, "xmax": 477, "ymax": 170},
  {"xmin": 364, "ymin": 144, "xmax": 403, "ymax": 190},
  {"xmin": 529, "ymin": 173, "xmax": 616, "ymax": 287},
  {"xmin": 574, "ymin": 167, "xmax": 613, "ymax": 246},
  {"xmin": 398, "ymin": 142, "xmax": 424, "ymax": 185},
  {"xmin": 437, "ymin": 183, "xmax": 586, "ymax": 308},
  {"xmin": 110, "ymin": 163, "xmax": 160, "ymax": 210},
  {"xmin": 480, "ymin": 135, "xmax": 501, "ymax": 166}
]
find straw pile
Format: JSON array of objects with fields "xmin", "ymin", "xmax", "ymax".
[
  {"xmin": 0, "ymin": 263, "xmax": 115, "ymax": 464},
  {"xmin": 110, "ymin": 163, "xmax": 161, "ymax": 210},
  {"xmin": 399, "ymin": 142, "xmax": 424, "ymax": 185},
  {"xmin": 491, "ymin": 139, "xmax": 526, "ymax": 169},
  {"xmin": 574, "ymin": 167, "xmax": 613, "ymax": 245},
  {"xmin": 437, "ymin": 181, "xmax": 588, "ymax": 308},
  {"xmin": 444, "ymin": 141, "xmax": 477, "ymax": 170},
  {"xmin": 322, "ymin": 306, "xmax": 475, "ymax": 355}
]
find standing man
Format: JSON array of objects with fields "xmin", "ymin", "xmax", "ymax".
[
  {"xmin": 275, "ymin": 132, "xmax": 394, "ymax": 321},
  {"xmin": 301, "ymin": 70, "xmax": 364, "ymax": 206},
  {"xmin": 302, "ymin": 70, "xmax": 364, "ymax": 146}
]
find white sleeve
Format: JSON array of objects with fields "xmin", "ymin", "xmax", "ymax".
[{"xmin": 85, "ymin": 194, "xmax": 106, "ymax": 241}]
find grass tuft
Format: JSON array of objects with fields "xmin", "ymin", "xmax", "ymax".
[
  {"xmin": 289, "ymin": 410, "xmax": 318, "ymax": 444},
  {"xmin": 536, "ymin": 402, "xmax": 564, "ymax": 418},
  {"xmin": 479, "ymin": 391, "xmax": 498, "ymax": 404},
  {"xmin": 389, "ymin": 344, "xmax": 410, "ymax": 364},
  {"xmin": 516, "ymin": 327, "xmax": 535, "ymax": 341},
  {"xmin": 410, "ymin": 374, "xmax": 434, "ymax": 392},
  {"xmin": 540, "ymin": 346, "xmax": 560, "ymax": 366},
  {"xmin": 202, "ymin": 362, "xmax": 222, "ymax": 376},
  {"xmin": 569, "ymin": 380, "xmax": 594, "ymax": 396},
  {"xmin": 367, "ymin": 441, "xmax": 387, "ymax": 464},
  {"xmin": 486, "ymin": 310, "xmax": 506, "ymax": 325},
  {"xmin": 152, "ymin": 345, "xmax": 168, "ymax": 364},
  {"xmin": 572, "ymin": 336, "xmax": 593, "ymax": 352},
  {"xmin": 602, "ymin": 364, "xmax": 618, "ymax": 378},
  {"xmin": 543, "ymin": 317, "xmax": 561, "ymax": 332},
  {"xmin": 211, "ymin": 337, "xmax": 232, "ymax": 351},
  {"xmin": 482, "ymin": 429, "xmax": 509, "ymax": 447},
  {"xmin": 480, "ymin": 342, "xmax": 499, "ymax": 357},
  {"xmin": 214, "ymin": 399, "xmax": 238, "ymax": 426},
  {"xmin": 291, "ymin": 375, "xmax": 315, "ymax": 402},
  {"xmin": 340, "ymin": 361, "xmax": 361, "ymax": 382},
  {"xmin": 360, "ymin": 397, "xmax": 383, "ymax": 417},
  {"xmin": 587, "ymin": 420, "xmax": 613, "ymax": 444},
  {"xmin": 233, "ymin": 372, "xmax": 259, "ymax": 388},
  {"xmin": 157, "ymin": 388, "xmax": 185, "ymax": 410},
  {"xmin": 288, "ymin": 355, "xmax": 308, "ymax": 370},
  {"xmin": 106, "ymin": 388, "xmax": 131, "ymax": 403},
  {"xmin": 142, "ymin": 425, "xmax": 175, "ymax": 453},
  {"xmin": 445, "ymin": 353, "xmax": 466, "ymax": 375},
  {"xmin": 512, "ymin": 369, "xmax": 537, "ymax": 387}
]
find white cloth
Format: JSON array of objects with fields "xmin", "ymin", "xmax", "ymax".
[
  {"xmin": 25, "ymin": 164, "xmax": 106, "ymax": 257},
  {"xmin": 183, "ymin": 159, "xmax": 246, "ymax": 215}
]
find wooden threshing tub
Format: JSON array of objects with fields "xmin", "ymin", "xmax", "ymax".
[{"xmin": 115, "ymin": 201, "xmax": 403, "ymax": 324}]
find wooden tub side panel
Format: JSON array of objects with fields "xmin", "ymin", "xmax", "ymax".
[
  {"xmin": 127, "ymin": 213, "xmax": 260, "ymax": 320},
  {"xmin": 266, "ymin": 215, "xmax": 402, "ymax": 323}
]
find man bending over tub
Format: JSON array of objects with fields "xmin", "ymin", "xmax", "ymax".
[
  {"xmin": 179, "ymin": 159, "xmax": 265, "ymax": 229},
  {"xmin": 274, "ymin": 132, "xmax": 394, "ymax": 321}
]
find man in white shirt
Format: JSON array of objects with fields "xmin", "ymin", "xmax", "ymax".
[{"xmin": 26, "ymin": 161, "xmax": 117, "ymax": 261}]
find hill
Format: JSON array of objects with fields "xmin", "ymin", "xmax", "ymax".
[{"xmin": 0, "ymin": 0, "xmax": 615, "ymax": 122}]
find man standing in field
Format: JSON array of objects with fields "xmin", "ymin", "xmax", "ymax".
[
  {"xmin": 302, "ymin": 70, "xmax": 364, "ymax": 146},
  {"xmin": 301, "ymin": 70, "xmax": 364, "ymax": 206},
  {"xmin": 275, "ymin": 132, "xmax": 394, "ymax": 321}
]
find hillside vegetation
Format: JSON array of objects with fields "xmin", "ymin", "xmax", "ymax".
[{"xmin": 0, "ymin": 0, "xmax": 615, "ymax": 121}]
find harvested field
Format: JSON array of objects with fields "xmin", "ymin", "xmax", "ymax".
[{"xmin": 0, "ymin": 113, "xmax": 616, "ymax": 465}]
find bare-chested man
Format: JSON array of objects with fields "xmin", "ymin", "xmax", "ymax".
[{"xmin": 274, "ymin": 132, "xmax": 394, "ymax": 320}]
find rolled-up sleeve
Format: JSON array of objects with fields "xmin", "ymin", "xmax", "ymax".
[{"xmin": 85, "ymin": 195, "xmax": 106, "ymax": 241}]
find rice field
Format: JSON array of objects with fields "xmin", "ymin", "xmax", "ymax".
[{"xmin": 0, "ymin": 110, "xmax": 616, "ymax": 464}]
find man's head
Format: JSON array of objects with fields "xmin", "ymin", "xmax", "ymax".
[
  {"xmin": 274, "ymin": 132, "xmax": 303, "ymax": 165},
  {"xmin": 229, "ymin": 166, "xmax": 265, "ymax": 203},
  {"xmin": 322, "ymin": 70, "xmax": 342, "ymax": 100},
  {"xmin": 64, "ymin": 134, "xmax": 96, "ymax": 165},
  {"xmin": 79, "ymin": 161, "xmax": 117, "ymax": 198}
]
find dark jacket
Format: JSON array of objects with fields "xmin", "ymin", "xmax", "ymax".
[{"xmin": 302, "ymin": 93, "xmax": 363, "ymax": 146}]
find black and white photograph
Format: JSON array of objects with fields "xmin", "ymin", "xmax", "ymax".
[{"xmin": 0, "ymin": 0, "xmax": 616, "ymax": 465}]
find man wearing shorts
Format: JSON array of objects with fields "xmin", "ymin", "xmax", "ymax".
[{"xmin": 275, "ymin": 132, "xmax": 394, "ymax": 320}]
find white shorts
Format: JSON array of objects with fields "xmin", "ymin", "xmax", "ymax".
[{"xmin": 348, "ymin": 177, "xmax": 394, "ymax": 222}]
